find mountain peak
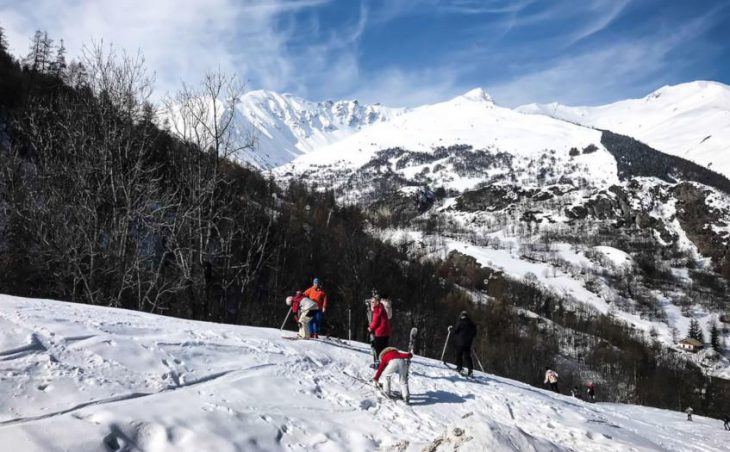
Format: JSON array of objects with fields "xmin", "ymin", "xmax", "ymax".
[{"xmin": 459, "ymin": 87, "xmax": 494, "ymax": 104}]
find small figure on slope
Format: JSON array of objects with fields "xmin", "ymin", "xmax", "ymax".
[
  {"xmin": 544, "ymin": 367, "xmax": 559, "ymax": 393},
  {"xmin": 586, "ymin": 382, "xmax": 596, "ymax": 402},
  {"xmin": 286, "ymin": 292, "xmax": 319, "ymax": 339},
  {"xmin": 368, "ymin": 294, "xmax": 391, "ymax": 368},
  {"xmin": 303, "ymin": 277, "xmax": 328, "ymax": 338},
  {"xmin": 686, "ymin": 407, "xmax": 693, "ymax": 421},
  {"xmin": 451, "ymin": 311, "xmax": 477, "ymax": 377},
  {"xmin": 723, "ymin": 414, "xmax": 729, "ymax": 430},
  {"xmin": 373, "ymin": 346, "xmax": 413, "ymax": 404}
]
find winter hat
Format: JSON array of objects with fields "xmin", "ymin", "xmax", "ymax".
[
  {"xmin": 285, "ymin": 296, "xmax": 293, "ymax": 306},
  {"xmin": 313, "ymin": 277, "xmax": 320, "ymax": 285},
  {"xmin": 460, "ymin": 310, "xmax": 469, "ymax": 319}
]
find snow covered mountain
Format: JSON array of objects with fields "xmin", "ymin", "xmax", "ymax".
[
  {"xmin": 273, "ymin": 87, "xmax": 730, "ymax": 380},
  {"xmin": 275, "ymin": 87, "xmax": 619, "ymax": 196},
  {"xmin": 0, "ymin": 293, "xmax": 726, "ymax": 451},
  {"xmin": 516, "ymin": 81, "xmax": 730, "ymax": 178},
  {"xmin": 230, "ymin": 90, "xmax": 404, "ymax": 168}
]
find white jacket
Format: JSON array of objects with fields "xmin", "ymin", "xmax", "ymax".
[
  {"xmin": 299, "ymin": 297, "xmax": 319, "ymax": 312},
  {"xmin": 544, "ymin": 370, "xmax": 559, "ymax": 384}
]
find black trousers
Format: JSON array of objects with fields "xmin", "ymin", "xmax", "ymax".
[
  {"xmin": 549, "ymin": 382, "xmax": 559, "ymax": 393},
  {"xmin": 373, "ymin": 336, "xmax": 389, "ymax": 361},
  {"xmin": 455, "ymin": 344, "xmax": 473, "ymax": 372}
]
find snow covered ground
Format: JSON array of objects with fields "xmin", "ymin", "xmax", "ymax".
[{"xmin": 0, "ymin": 294, "xmax": 726, "ymax": 451}]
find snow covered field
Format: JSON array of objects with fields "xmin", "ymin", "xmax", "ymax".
[{"xmin": 0, "ymin": 294, "xmax": 726, "ymax": 451}]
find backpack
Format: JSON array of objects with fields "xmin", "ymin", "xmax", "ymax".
[{"xmin": 381, "ymin": 298, "xmax": 393, "ymax": 320}]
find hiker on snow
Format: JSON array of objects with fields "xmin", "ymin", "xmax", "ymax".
[
  {"xmin": 723, "ymin": 414, "xmax": 729, "ymax": 430},
  {"xmin": 544, "ymin": 367, "xmax": 560, "ymax": 393},
  {"xmin": 373, "ymin": 346, "xmax": 413, "ymax": 404},
  {"xmin": 450, "ymin": 311, "xmax": 477, "ymax": 377},
  {"xmin": 303, "ymin": 278, "xmax": 328, "ymax": 338},
  {"xmin": 586, "ymin": 382, "xmax": 596, "ymax": 402},
  {"xmin": 368, "ymin": 293, "xmax": 391, "ymax": 366},
  {"xmin": 286, "ymin": 291, "xmax": 319, "ymax": 339},
  {"xmin": 686, "ymin": 407, "xmax": 693, "ymax": 421}
]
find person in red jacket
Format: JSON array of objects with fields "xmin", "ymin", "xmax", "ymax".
[
  {"xmin": 373, "ymin": 347, "xmax": 412, "ymax": 404},
  {"xmin": 368, "ymin": 295, "xmax": 391, "ymax": 365},
  {"xmin": 303, "ymin": 278, "xmax": 328, "ymax": 338}
]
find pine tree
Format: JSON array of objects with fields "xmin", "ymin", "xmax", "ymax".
[
  {"xmin": 710, "ymin": 322, "xmax": 721, "ymax": 352},
  {"xmin": 0, "ymin": 25, "xmax": 8, "ymax": 54},
  {"xmin": 39, "ymin": 32, "xmax": 53, "ymax": 73},
  {"xmin": 688, "ymin": 319, "xmax": 705, "ymax": 343},
  {"xmin": 24, "ymin": 30, "xmax": 44, "ymax": 71},
  {"xmin": 51, "ymin": 39, "xmax": 67, "ymax": 77}
]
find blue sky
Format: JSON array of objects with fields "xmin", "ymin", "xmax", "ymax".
[{"xmin": 2, "ymin": 0, "xmax": 729, "ymax": 107}]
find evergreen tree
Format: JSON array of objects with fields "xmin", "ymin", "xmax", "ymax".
[
  {"xmin": 0, "ymin": 25, "xmax": 8, "ymax": 54},
  {"xmin": 39, "ymin": 31, "xmax": 53, "ymax": 73},
  {"xmin": 710, "ymin": 322, "xmax": 721, "ymax": 352},
  {"xmin": 24, "ymin": 30, "xmax": 44, "ymax": 71},
  {"xmin": 688, "ymin": 319, "xmax": 705, "ymax": 343},
  {"xmin": 51, "ymin": 39, "xmax": 67, "ymax": 77}
]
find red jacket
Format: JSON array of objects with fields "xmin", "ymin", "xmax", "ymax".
[
  {"xmin": 290, "ymin": 293, "xmax": 305, "ymax": 320},
  {"xmin": 368, "ymin": 304, "xmax": 390, "ymax": 337},
  {"xmin": 303, "ymin": 286, "xmax": 328, "ymax": 311},
  {"xmin": 373, "ymin": 348, "xmax": 412, "ymax": 381}
]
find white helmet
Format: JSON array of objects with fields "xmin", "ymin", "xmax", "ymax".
[{"xmin": 285, "ymin": 296, "xmax": 293, "ymax": 306}]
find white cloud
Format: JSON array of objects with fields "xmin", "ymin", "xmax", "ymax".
[
  {"xmin": 0, "ymin": 0, "xmax": 331, "ymax": 98},
  {"xmin": 489, "ymin": 7, "xmax": 725, "ymax": 107}
]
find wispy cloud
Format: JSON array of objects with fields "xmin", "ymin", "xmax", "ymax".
[
  {"xmin": 490, "ymin": 5, "xmax": 728, "ymax": 107},
  {"xmin": 0, "ymin": 0, "xmax": 726, "ymax": 108},
  {"xmin": 0, "ymin": 0, "xmax": 332, "ymax": 98}
]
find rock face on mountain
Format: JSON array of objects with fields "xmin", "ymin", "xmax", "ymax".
[{"xmin": 230, "ymin": 90, "xmax": 404, "ymax": 168}]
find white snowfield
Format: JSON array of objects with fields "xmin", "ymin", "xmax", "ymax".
[
  {"xmin": 517, "ymin": 81, "xmax": 730, "ymax": 178},
  {"xmin": 0, "ymin": 295, "xmax": 725, "ymax": 451},
  {"xmin": 275, "ymin": 88, "xmax": 618, "ymax": 195}
]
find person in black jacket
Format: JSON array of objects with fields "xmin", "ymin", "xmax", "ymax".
[{"xmin": 451, "ymin": 311, "xmax": 477, "ymax": 376}]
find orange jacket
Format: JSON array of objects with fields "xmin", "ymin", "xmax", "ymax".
[{"xmin": 303, "ymin": 286, "xmax": 328, "ymax": 311}]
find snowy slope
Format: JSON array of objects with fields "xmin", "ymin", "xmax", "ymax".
[
  {"xmin": 234, "ymin": 91, "xmax": 404, "ymax": 168},
  {"xmin": 517, "ymin": 81, "xmax": 730, "ymax": 177},
  {"xmin": 275, "ymin": 88, "xmax": 618, "ymax": 192},
  {"xmin": 0, "ymin": 294, "xmax": 726, "ymax": 451}
]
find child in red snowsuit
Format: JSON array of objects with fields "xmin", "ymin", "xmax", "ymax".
[{"xmin": 373, "ymin": 347, "xmax": 412, "ymax": 404}]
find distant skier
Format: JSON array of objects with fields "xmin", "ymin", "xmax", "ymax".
[
  {"xmin": 286, "ymin": 292, "xmax": 319, "ymax": 339},
  {"xmin": 451, "ymin": 311, "xmax": 477, "ymax": 377},
  {"xmin": 544, "ymin": 367, "xmax": 560, "ymax": 393},
  {"xmin": 723, "ymin": 414, "xmax": 730, "ymax": 430},
  {"xmin": 303, "ymin": 278, "xmax": 328, "ymax": 338},
  {"xmin": 685, "ymin": 407, "xmax": 693, "ymax": 421},
  {"xmin": 368, "ymin": 294, "xmax": 391, "ymax": 367},
  {"xmin": 586, "ymin": 382, "xmax": 596, "ymax": 402},
  {"xmin": 373, "ymin": 346, "xmax": 413, "ymax": 404}
]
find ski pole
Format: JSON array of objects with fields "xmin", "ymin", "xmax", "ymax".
[
  {"xmin": 472, "ymin": 347, "xmax": 485, "ymax": 372},
  {"xmin": 280, "ymin": 307, "xmax": 292, "ymax": 335},
  {"xmin": 348, "ymin": 308, "xmax": 352, "ymax": 341},
  {"xmin": 440, "ymin": 326, "xmax": 452, "ymax": 363}
]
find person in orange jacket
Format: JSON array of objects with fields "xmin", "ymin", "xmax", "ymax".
[
  {"xmin": 373, "ymin": 347, "xmax": 412, "ymax": 404},
  {"xmin": 303, "ymin": 277, "xmax": 328, "ymax": 338}
]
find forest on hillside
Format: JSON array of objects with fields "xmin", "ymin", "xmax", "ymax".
[{"xmin": 1, "ymin": 29, "xmax": 728, "ymax": 418}]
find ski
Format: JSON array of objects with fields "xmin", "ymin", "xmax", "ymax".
[{"xmin": 408, "ymin": 327, "xmax": 418, "ymax": 354}]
